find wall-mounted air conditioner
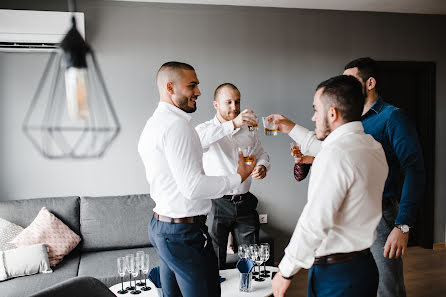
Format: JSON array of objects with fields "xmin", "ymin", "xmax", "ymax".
[{"xmin": 0, "ymin": 9, "xmax": 85, "ymax": 52}]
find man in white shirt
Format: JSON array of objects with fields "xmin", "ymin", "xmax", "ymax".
[
  {"xmin": 195, "ymin": 83, "xmax": 270, "ymax": 269},
  {"xmin": 271, "ymin": 75, "xmax": 388, "ymax": 297},
  {"xmin": 138, "ymin": 62, "xmax": 256, "ymax": 297}
]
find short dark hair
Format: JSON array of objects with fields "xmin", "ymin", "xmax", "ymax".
[
  {"xmin": 214, "ymin": 83, "xmax": 239, "ymax": 101},
  {"xmin": 344, "ymin": 57, "xmax": 380, "ymax": 89},
  {"xmin": 316, "ymin": 75, "xmax": 364, "ymax": 122},
  {"xmin": 157, "ymin": 61, "xmax": 195, "ymax": 80}
]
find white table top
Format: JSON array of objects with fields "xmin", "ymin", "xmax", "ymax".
[{"xmin": 110, "ymin": 266, "xmax": 278, "ymax": 297}]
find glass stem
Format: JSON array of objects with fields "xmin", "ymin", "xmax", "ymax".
[{"xmin": 121, "ymin": 276, "xmax": 124, "ymax": 291}]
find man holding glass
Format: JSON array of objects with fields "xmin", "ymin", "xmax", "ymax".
[
  {"xmin": 195, "ymin": 83, "xmax": 270, "ymax": 269},
  {"xmin": 271, "ymin": 75, "xmax": 388, "ymax": 297},
  {"xmin": 138, "ymin": 62, "xmax": 256, "ymax": 297},
  {"xmin": 271, "ymin": 58, "xmax": 425, "ymax": 297}
]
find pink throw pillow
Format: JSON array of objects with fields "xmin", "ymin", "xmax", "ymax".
[{"xmin": 10, "ymin": 207, "xmax": 81, "ymax": 267}]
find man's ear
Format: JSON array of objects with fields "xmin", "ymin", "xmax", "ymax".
[
  {"xmin": 167, "ymin": 82, "xmax": 174, "ymax": 95},
  {"xmin": 213, "ymin": 100, "xmax": 218, "ymax": 111},
  {"xmin": 328, "ymin": 106, "xmax": 338, "ymax": 123},
  {"xmin": 367, "ymin": 77, "xmax": 377, "ymax": 91}
]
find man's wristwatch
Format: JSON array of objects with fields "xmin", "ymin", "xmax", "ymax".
[{"xmin": 395, "ymin": 224, "xmax": 410, "ymax": 233}]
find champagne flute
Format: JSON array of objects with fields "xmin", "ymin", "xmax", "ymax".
[
  {"xmin": 117, "ymin": 257, "xmax": 128, "ymax": 294},
  {"xmin": 125, "ymin": 254, "xmax": 135, "ymax": 290},
  {"xmin": 135, "ymin": 251, "xmax": 145, "ymax": 286},
  {"xmin": 131, "ymin": 255, "xmax": 141, "ymax": 294},
  {"xmin": 140, "ymin": 253, "xmax": 151, "ymax": 291}
]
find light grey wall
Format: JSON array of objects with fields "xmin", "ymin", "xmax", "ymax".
[{"xmin": 1, "ymin": 1, "xmax": 445, "ymax": 258}]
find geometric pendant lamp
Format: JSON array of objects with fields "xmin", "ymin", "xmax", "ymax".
[{"xmin": 22, "ymin": 13, "xmax": 120, "ymax": 159}]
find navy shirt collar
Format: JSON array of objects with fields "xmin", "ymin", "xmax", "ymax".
[{"xmin": 363, "ymin": 96, "xmax": 385, "ymax": 119}]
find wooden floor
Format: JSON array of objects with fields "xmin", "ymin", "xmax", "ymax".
[{"xmin": 285, "ymin": 246, "xmax": 446, "ymax": 297}]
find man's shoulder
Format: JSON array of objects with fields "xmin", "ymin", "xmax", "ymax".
[{"xmin": 195, "ymin": 118, "xmax": 216, "ymax": 130}]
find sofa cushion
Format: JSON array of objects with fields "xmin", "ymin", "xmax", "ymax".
[
  {"xmin": 0, "ymin": 218, "xmax": 24, "ymax": 251},
  {"xmin": 0, "ymin": 196, "xmax": 80, "ymax": 235},
  {"xmin": 0, "ymin": 252, "xmax": 80, "ymax": 297},
  {"xmin": 80, "ymin": 194, "xmax": 155, "ymax": 251},
  {"xmin": 10, "ymin": 208, "xmax": 81, "ymax": 266},
  {"xmin": 0, "ymin": 244, "xmax": 52, "ymax": 281},
  {"xmin": 78, "ymin": 247, "xmax": 160, "ymax": 287}
]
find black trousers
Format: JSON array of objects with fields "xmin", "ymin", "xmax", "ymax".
[{"xmin": 207, "ymin": 192, "xmax": 260, "ymax": 269}]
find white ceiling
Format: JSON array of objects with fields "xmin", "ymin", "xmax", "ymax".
[{"xmin": 112, "ymin": 0, "xmax": 446, "ymax": 15}]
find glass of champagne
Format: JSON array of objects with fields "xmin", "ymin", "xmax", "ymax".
[{"xmin": 117, "ymin": 257, "xmax": 128, "ymax": 294}]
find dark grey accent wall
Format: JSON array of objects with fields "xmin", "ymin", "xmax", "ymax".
[{"xmin": 1, "ymin": 1, "xmax": 445, "ymax": 259}]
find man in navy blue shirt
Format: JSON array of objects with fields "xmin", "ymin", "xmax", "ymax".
[{"xmin": 270, "ymin": 57, "xmax": 425, "ymax": 297}]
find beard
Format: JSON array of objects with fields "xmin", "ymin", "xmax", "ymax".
[
  {"xmin": 176, "ymin": 95, "xmax": 196, "ymax": 113},
  {"xmin": 315, "ymin": 116, "xmax": 331, "ymax": 140},
  {"xmin": 219, "ymin": 110, "xmax": 239, "ymax": 122}
]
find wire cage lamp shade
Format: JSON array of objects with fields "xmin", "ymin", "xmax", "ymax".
[{"xmin": 23, "ymin": 16, "xmax": 120, "ymax": 159}]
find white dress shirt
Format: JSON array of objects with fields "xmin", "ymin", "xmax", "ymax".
[
  {"xmin": 195, "ymin": 116, "xmax": 270, "ymax": 195},
  {"xmin": 279, "ymin": 122, "xmax": 388, "ymax": 277},
  {"xmin": 138, "ymin": 102, "xmax": 241, "ymax": 218}
]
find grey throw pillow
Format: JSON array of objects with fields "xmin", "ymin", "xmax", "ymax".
[
  {"xmin": 0, "ymin": 244, "xmax": 52, "ymax": 281},
  {"xmin": 0, "ymin": 218, "xmax": 24, "ymax": 251}
]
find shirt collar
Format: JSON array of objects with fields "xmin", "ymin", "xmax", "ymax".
[
  {"xmin": 369, "ymin": 97, "xmax": 385, "ymax": 114},
  {"xmin": 322, "ymin": 121, "xmax": 364, "ymax": 147},
  {"xmin": 158, "ymin": 101, "xmax": 192, "ymax": 122}
]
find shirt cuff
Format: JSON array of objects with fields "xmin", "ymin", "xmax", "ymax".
[
  {"xmin": 256, "ymin": 160, "xmax": 270, "ymax": 171},
  {"xmin": 278, "ymin": 254, "xmax": 302, "ymax": 278},
  {"xmin": 288, "ymin": 124, "xmax": 310, "ymax": 144},
  {"xmin": 222, "ymin": 120, "xmax": 235, "ymax": 135},
  {"xmin": 228, "ymin": 173, "xmax": 242, "ymax": 189}
]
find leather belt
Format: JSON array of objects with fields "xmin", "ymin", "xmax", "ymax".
[
  {"xmin": 313, "ymin": 248, "xmax": 371, "ymax": 265},
  {"xmin": 153, "ymin": 212, "xmax": 207, "ymax": 224},
  {"xmin": 223, "ymin": 194, "xmax": 246, "ymax": 202}
]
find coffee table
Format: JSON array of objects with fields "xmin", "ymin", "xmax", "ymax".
[{"xmin": 110, "ymin": 266, "xmax": 278, "ymax": 297}]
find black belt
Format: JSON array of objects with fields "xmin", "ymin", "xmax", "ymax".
[
  {"xmin": 154, "ymin": 212, "xmax": 207, "ymax": 224},
  {"xmin": 223, "ymin": 194, "xmax": 247, "ymax": 202},
  {"xmin": 313, "ymin": 248, "xmax": 371, "ymax": 265}
]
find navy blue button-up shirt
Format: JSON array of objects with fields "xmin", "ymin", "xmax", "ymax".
[{"xmin": 361, "ymin": 97, "xmax": 425, "ymax": 226}]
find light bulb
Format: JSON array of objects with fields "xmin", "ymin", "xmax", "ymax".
[{"xmin": 65, "ymin": 67, "xmax": 89, "ymax": 120}]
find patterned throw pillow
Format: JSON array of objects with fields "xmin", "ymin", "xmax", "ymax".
[
  {"xmin": 10, "ymin": 207, "xmax": 81, "ymax": 267},
  {"xmin": 0, "ymin": 218, "xmax": 24, "ymax": 251}
]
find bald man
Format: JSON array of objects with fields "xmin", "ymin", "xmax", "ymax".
[
  {"xmin": 195, "ymin": 83, "xmax": 270, "ymax": 269},
  {"xmin": 138, "ymin": 62, "xmax": 257, "ymax": 297}
]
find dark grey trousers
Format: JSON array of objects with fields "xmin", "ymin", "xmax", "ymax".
[
  {"xmin": 371, "ymin": 198, "xmax": 407, "ymax": 297},
  {"xmin": 207, "ymin": 192, "xmax": 260, "ymax": 269}
]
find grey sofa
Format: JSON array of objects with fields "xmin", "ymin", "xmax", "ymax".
[{"xmin": 0, "ymin": 194, "xmax": 274, "ymax": 297}]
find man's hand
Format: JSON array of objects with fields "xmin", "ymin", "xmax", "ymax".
[
  {"xmin": 266, "ymin": 114, "xmax": 296, "ymax": 134},
  {"xmin": 232, "ymin": 109, "xmax": 257, "ymax": 129},
  {"xmin": 237, "ymin": 151, "xmax": 257, "ymax": 182},
  {"xmin": 252, "ymin": 165, "xmax": 267, "ymax": 179},
  {"xmin": 383, "ymin": 227, "xmax": 409, "ymax": 259},
  {"xmin": 272, "ymin": 272, "xmax": 292, "ymax": 297}
]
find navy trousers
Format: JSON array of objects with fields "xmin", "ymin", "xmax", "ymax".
[
  {"xmin": 307, "ymin": 252, "xmax": 379, "ymax": 297},
  {"xmin": 149, "ymin": 216, "xmax": 221, "ymax": 297}
]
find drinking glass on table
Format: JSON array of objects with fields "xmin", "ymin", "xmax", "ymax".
[
  {"xmin": 131, "ymin": 255, "xmax": 142, "ymax": 294},
  {"xmin": 140, "ymin": 253, "xmax": 151, "ymax": 291},
  {"xmin": 260, "ymin": 243, "xmax": 271, "ymax": 277},
  {"xmin": 125, "ymin": 254, "xmax": 135, "ymax": 290},
  {"xmin": 117, "ymin": 257, "xmax": 128, "ymax": 294},
  {"xmin": 135, "ymin": 251, "xmax": 145, "ymax": 286},
  {"xmin": 238, "ymin": 244, "xmax": 249, "ymax": 259}
]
